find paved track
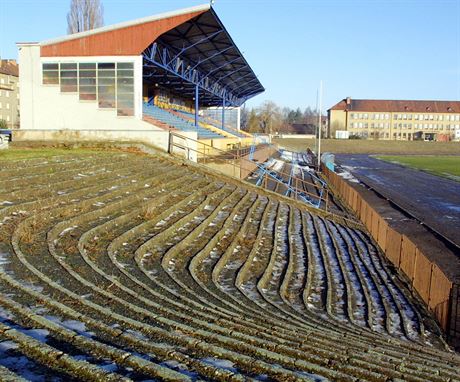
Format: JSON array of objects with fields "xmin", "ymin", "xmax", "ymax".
[{"xmin": 335, "ymin": 154, "xmax": 460, "ymax": 249}]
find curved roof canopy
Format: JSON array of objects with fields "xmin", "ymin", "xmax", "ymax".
[
  {"xmin": 40, "ymin": 4, "xmax": 264, "ymax": 107},
  {"xmin": 143, "ymin": 6, "xmax": 264, "ymax": 107}
]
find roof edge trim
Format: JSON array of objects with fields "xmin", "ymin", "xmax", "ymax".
[{"xmin": 39, "ymin": 3, "xmax": 211, "ymax": 47}]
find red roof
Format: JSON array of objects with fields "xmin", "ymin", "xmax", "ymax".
[
  {"xmin": 40, "ymin": 5, "xmax": 209, "ymax": 57},
  {"xmin": 329, "ymin": 98, "xmax": 460, "ymax": 113},
  {"xmin": 0, "ymin": 60, "xmax": 19, "ymax": 77}
]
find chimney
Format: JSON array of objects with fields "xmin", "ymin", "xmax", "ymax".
[{"xmin": 346, "ymin": 97, "xmax": 351, "ymax": 105}]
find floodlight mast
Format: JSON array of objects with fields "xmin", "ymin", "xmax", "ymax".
[{"xmin": 317, "ymin": 81, "xmax": 323, "ymax": 170}]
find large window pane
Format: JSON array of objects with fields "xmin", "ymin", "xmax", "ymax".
[
  {"xmin": 79, "ymin": 63, "xmax": 96, "ymax": 101},
  {"xmin": 117, "ymin": 62, "xmax": 133, "ymax": 69},
  {"xmin": 42, "ymin": 63, "xmax": 59, "ymax": 85},
  {"xmin": 116, "ymin": 62, "xmax": 134, "ymax": 116},
  {"xmin": 60, "ymin": 63, "xmax": 77, "ymax": 92},
  {"xmin": 97, "ymin": 63, "xmax": 115, "ymax": 108}
]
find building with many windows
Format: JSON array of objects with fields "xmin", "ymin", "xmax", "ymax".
[
  {"xmin": 0, "ymin": 59, "xmax": 20, "ymax": 128},
  {"xmin": 328, "ymin": 98, "xmax": 460, "ymax": 141}
]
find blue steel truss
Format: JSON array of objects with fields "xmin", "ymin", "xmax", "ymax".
[
  {"xmin": 143, "ymin": 42, "xmax": 253, "ymax": 107},
  {"xmin": 249, "ymin": 137, "xmax": 326, "ymax": 209}
]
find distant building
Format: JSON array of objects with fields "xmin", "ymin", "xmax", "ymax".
[
  {"xmin": 328, "ymin": 98, "xmax": 460, "ymax": 141},
  {"xmin": 0, "ymin": 59, "xmax": 20, "ymax": 128}
]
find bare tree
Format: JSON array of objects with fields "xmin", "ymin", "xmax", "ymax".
[{"xmin": 67, "ymin": 0, "xmax": 104, "ymax": 34}]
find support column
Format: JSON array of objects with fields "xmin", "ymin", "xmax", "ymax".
[
  {"xmin": 195, "ymin": 85, "xmax": 199, "ymax": 128},
  {"xmin": 222, "ymin": 95, "xmax": 226, "ymax": 130}
]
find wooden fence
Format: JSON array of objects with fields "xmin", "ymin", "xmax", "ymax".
[{"xmin": 322, "ymin": 166, "xmax": 459, "ymax": 347}]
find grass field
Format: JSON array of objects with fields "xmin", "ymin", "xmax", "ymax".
[
  {"xmin": 274, "ymin": 138, "xmax": 460, "ymax": 155},
  {"xmin": 376, "ymin": 155, "xmax": 460, "ymax": 180},
  {"xmin": 0, "ymin": 147, "xmax": 108, "ymax": 160}
]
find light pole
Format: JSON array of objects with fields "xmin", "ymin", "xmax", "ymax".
[{"xmin": 317, "ymin": 81, "xmax": 323, "ymax": 170}]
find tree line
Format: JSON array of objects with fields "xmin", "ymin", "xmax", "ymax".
[{"xmin": 241, "ymin": 101, "xmax": 321, "ymax": 134}]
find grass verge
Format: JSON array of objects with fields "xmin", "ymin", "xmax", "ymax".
[
  {"xmin": 274, "ymin": 138, "xmax": 460, "ymax": 155},
  {"xmin": 0, "ymin": 148, "xmax": 110, "ymax": 160}
]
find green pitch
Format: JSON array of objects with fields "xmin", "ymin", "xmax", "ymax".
[{"xmin": 376, "ymin": 155, "xmax": 460, "ymax": 180}]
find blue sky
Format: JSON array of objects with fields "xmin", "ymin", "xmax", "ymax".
[{"xmin": 1, "ymin": 0, "xmax": 459, "ymax": 110}]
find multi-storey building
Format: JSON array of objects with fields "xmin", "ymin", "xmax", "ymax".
[
  {"xmin": 328, "ymin": 98, "xmax": 460, "ymax": 141},
  {"xmin": 0, "ymin": 59, "xmax": 20, "ymax": 128}
]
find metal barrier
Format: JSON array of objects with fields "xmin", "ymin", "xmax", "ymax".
[{"xmin": 169, "ymin": 131, "xmax": 331, "ymax": 212}]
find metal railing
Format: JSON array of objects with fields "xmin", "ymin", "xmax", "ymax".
[{"xmin": 169, "ymin": 131, "xmax": 330, "ymax": 212}]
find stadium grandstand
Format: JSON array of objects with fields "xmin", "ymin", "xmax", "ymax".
[{"xmin": 17, "ymin": 4, "xmax": 263, "ymax": 151}]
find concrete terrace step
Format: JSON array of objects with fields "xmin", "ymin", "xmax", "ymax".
[{"xmin": 0, "ymin": 149, "xmax": 458, "ymax": 381}]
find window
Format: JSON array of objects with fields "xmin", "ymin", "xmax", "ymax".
[
  {"xmin": 97, "ymin": 63, "xmax": 116, "ymax": 108},
  {"xmin": 385, "ymin": 114, "xmax": 390, "ymax": 120},
  {"xmin": 375, "ymin": 114, "xmax": 380, "ymax": 120},
  {"xmin": 0, "ymin": 79, "xmax": 4, "ymax": 84},
  {"xmin": 42, "ymin": 63, "xmax": 59, "ymax": 85},
  {"xmin": 5, "ymin": 91, "xmax": 9, "ymax": 98},
  {"xmin": 456, "ymin": 115, "xmax": 460, "ymax": 121},
  {"xmin": 439, "ymin": 115, "xmax": 443, "ymax": 121},
  {"xmin": 363, "ymin": 113, "xmax": 368, "ymax": 119},
  {"xmin": 0, "ymin": 102, "xmax": 2, "ymax": 109},
  {"xmin": 60, "ymin": 63, "xmax": 78, "ymax": 92},
  {"xmin": 6, "ymin": 103, "xmax": 9, "ymax": 110},
  {"xmin": 429, "ymin": 114, "xmax": 434, "ymax": 120},
  {"xmin": 79, "ymin": 63, "xmax": 96, "ymax": 101},
  {"xmin": 116, "ymin": 62, "xmax": 134, "ymax": 116}
]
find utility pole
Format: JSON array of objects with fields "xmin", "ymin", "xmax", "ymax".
[
  {"xmin": 317, "ymin": 80, "xmax": 323, "ymax": 170},
  {"xmin": 314, "ymin": 88, "xmax": 319, "ymax": 157}
]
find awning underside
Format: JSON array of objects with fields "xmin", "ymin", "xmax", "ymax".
[{"xmin": 143, "ymin": 8, "xmax": 264, "ymax": 107}]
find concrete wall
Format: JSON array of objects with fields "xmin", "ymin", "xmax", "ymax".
[
  {"xmin": 240, "ymin": 145, "xmax": 276, "ymax": 179},
  {"xmin": 169, "ymin": 131, "xmax": 198, "ymax": 162},
  {"xmin": 18, "ymin": 44, "xmax": 156, "ymax": 132},
  {"xmin": 328, "ymin": 109, "xmax": 347, "ymax": 138},
  {"xmin": 323, "ymin": 165, "xmax": 460, "ymax": 347},
  {"xmin": 277, "ymin": 134, "xmax": 315, "ymax": 139},
  {"xmin": 13, "ymin": 129, "xmax": 170, "ymax": 152}
]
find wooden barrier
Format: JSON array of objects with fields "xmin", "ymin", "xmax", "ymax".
[
  {"xmin": 413, "ymin": 250, "xmax": 432, "ymax": 303},
  {"xmin": 322, "ymin": 165, "xmax": 459, "ymax": 346}
]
